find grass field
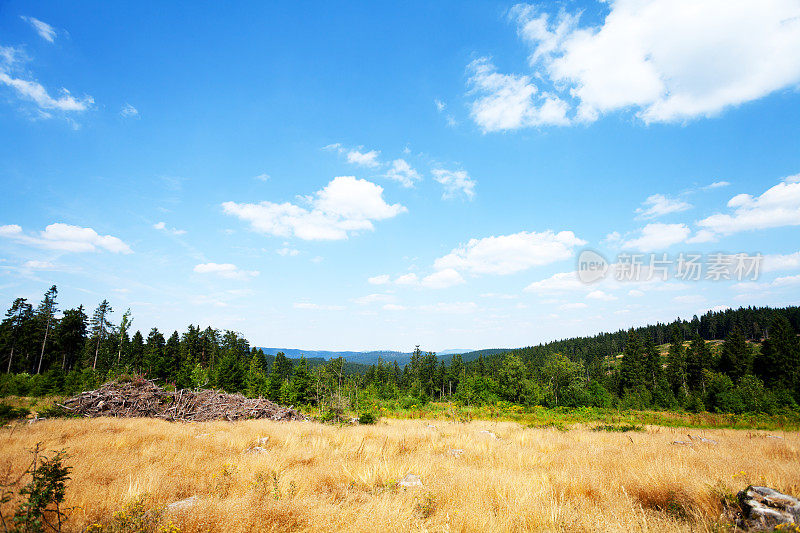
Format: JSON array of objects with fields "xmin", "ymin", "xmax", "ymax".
[{"xmin": 1, "ymin": 417, "xmax": 799, "ymax": 532}]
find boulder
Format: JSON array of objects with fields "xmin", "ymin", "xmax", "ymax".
[
  {"xmin": 244, "ymin": 446, "xmax": 269, "ymax": 455},
  {"xmin": 738, "ymin": 486, "xmax": 800, "ymax": 530},
  {"xmin": 167, "ymin": 496, "xmax": 197, "ymax": 511},
  {"xmin": 398, "ymin": 473, "xmax": 423, "ymax": 487}
]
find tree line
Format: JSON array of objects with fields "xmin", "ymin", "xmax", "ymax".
[{"xmin": 1, "ymin": 286, "xmax": 799, "ymax": 415}]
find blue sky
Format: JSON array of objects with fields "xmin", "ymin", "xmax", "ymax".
[{"xmin": 1, "ymin": 1, "xmax": 800, "ymax": 351}]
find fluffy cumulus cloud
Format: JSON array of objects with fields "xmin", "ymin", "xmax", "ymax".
[
  {"xmin": 471, "ymin": 0, "xmax": 800, "ymax": 130},
  {"xmin": 222, "ymin": 176, "xmax": 406, "ymax": 240},
  {"xmin": 635, "ymin": 194, "xmax": 691, "ymax": 219},
  {"xmin": 435, "ymin": 230, "xmax": 585, "ymax": 275},
  {"xmin": 467, "ymin": 57, "xmax": 569, "ymax": 132},
  {"xmin": 420, "ymin": 269, "xmax": 466, "ymax": 289},
  {"xmin": 0, "ymin": 223, "xmax": 131, "ymax": 253},
  {"xmin": 346, "ymin": 149, "xmax": 381, "ymax": 168},
  {"xmin": 324, "ymin": 143, "xmax": 381, "ymax": 168},
  {"xmin": 621, "ymin": 223, "xmax": 690, "ymax": 251},
  {"xmin": 697, "ymin": 174, "xmax": 800, "ymax": 235},
  {"xmin": 432, "ymin": 168, "xmax": 476, "ymax": 200},
  {"xmin": 193, "ymin": 263, "xmax": 259, "ymax": 280},
  {"xmin": 21, "ymin": 16, "xmax": 56, "ymax": 42},
  {"xmin": 384, "ymin": 159, "xmax": 421, "ymax": 188}
]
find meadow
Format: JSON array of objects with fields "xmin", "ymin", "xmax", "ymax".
[{"xmin": 2, "ymin": 416, "xmax": 799, "ymax": 532}]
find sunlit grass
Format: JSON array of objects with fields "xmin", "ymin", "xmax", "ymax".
[{"xmin": 2, "ymin": 417, "xmax": 798, "ymax": 532}]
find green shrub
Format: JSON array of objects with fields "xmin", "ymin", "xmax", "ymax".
[
  {"xmin": 0, "ymin": 403, "xmax": 30, "ymax": 424},
  {"xmin": 358, "ymin": 411, "xmax": 378, "ymax": 425}
]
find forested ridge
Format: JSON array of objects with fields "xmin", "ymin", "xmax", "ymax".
[{"xmin": 1, "ymin": 285, "xmax": 799, "ymax": 416}]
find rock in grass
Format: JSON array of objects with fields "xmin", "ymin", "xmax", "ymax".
[
  {"xmin": 689, "ymin": 435, "xmax": 718, "ymax": 445},
  {"xmin": 479, "ymin": 430, "xmax": 498, "ymax": 439},
  {"xmin": 737, "ymin": 486, "xmax": 800, "ymax": 530},
  {"xmin": 398, "ymin": 474, "xmax": 423, "ymax": 487},
  {"xmin": 167, "ymin": 496, "xmax": 197, "ymax": 511},
  {"xmin": 244, "ymin": 446, "xmax": 269, "ymax": 455}
]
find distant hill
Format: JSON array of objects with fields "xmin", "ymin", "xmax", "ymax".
[{"xmin": 258, "ymin": 347, "xmax": 512, "ymax": 367}]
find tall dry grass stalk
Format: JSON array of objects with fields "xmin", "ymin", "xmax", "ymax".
[{"xmin": 1, "ymin": 418, "xmax": 798, "ymax": 532}]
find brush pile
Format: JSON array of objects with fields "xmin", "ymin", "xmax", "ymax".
[{"xmin": 61, "ymin": 379, "xmax": 307, "ymax": 422}]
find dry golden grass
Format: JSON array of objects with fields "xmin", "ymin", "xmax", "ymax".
[{"xmin": 1, "ymin": 418, "xmax": 799, "ymax": 532}]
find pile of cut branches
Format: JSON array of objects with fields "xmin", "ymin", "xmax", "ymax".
[{"xmin": 60, "ymin": 379, "xmax": 306, "ymax": 422}]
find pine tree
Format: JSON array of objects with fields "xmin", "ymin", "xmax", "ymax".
[
  {"xmin": 718, "ymin": 328, "xmax": 751, "ymax": 383},
  {"xmin": 90, "ymin": 300, "xmax": 113, "ymax": 371},
  {"xmin": 643, "ymin": 338, "xmax": 662, "ymax": 391},
  {"xmin": 55, "ymin": 306, "xmax": 87, "ymax": 371},
  {"xmin": 665, "ymin": 329, "xmax": 687, "ymax": 396},
  {"xmin": 245, "ymin": 352, "xmax": 266, "ymax": 397},
  {"xmin": 756, "ymin": 315, "xmax": 800, "ymax": 389},
  {"xmin": 620, "ymin": 330, "xmax": 646, "ymax": 391},
  {"xmin": 115, "ymin": 309, "xmax": 132, "ymax": 367},
  {"xmin": 290, "ymin": 357, "xmax": 312, "ymax": 404},
  {"xmin": 686, "ymin": 334, "xmax": 711, "ymax": 394},
  {"xmin": 3, "ymin": 298, "xmax": 33, "ymax": 373},
  {"xmin": 35, "ymin": 285, "xmax": 58, "ymax": 374}
]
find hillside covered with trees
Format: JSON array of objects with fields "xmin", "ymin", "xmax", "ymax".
[{"xmin": 1, "ymin": 286, "xmax": 799, "ymax": 416}]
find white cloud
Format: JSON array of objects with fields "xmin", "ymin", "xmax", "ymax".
[
  {"xmin": 353, "ymin": 293, "xmax": 395, "ymax": 305},
  {"xmin": 697, "ymin": 175, "xmax": 800, "ymax": 235},
  {"xmin": 622, "ymin": 223, "xmax": 690, "ymax": 251},
  {"xmin": 421, "ymin": 268, "xmax": 465, "ymax": 289},
  {"xmin": 467, "ymin": 57, "xmax": 570, "ymax": 132},
  {"xmin": 635, "ymin": 194, "xmax": 691, "ymax": 219},
  {"xmin": 0, "ymin": 224, "xmax": 22, "ymax": 236},
  {"xmin": 395, "ymin": 273, "xmax": 419, "ymax": 286},
  {"xmin": 21, "ymin": 16, "xmax": 56, "ymax": 43},
  {"xmin": 704, "ymin": 181, "xmax": 730, "ymax": 190},
  {"xmin": 685, "ymin": 229, "xmax": 717, "ymax": 244},
  {"xmin": 587, "ymin": 290, "xmax": 616, "ymax": 301},
  {"xmin": 293, "ymin": 302, "xmax": 345, "ymax": 311},
  {"xmin": 120, "ymin": 103, "xmax": 139, "ymax": 118},
  {"xmin": 368, "ymin": 274, "xmax": 391, "ymax": 285},
  {"xmin": 193, "ymin": 263, "xmax": 259, "ymax": 280},
  {"xmin": 384, "ymin": 159, "xmax": 421, "ymax": 188},
  {"xmin": 435, "ymin": 230, "xmax": 585, "ymax": 275},
  {"xmin": 0, "ymin": 223, "xmax": 131, "ymax": 253},
  {"xmin": 762, "ymin": 251, "xmax": 800, "ymax": 272},
  {"xmin": 23, "ymin": 260, "xmax": 55, "ymax": 270},
  {"xmin": 383, "ymin": 303, "xmax": 407, "ymax": 311},
  {"xmin": 420, "ymin": 302, "xmax": 478, "ymax": 314},
  {"xmin": 222, "ymin": 176, "xmax": 406, "ymax": 240},
  {"xmin": 487, "ymin": 0, "xmax": 800, "ymax": 128},
  {"xmin": 276, "ymin": 247, "xmax": 299, "ymax": 256},
  {"xmin": 254, "ymin": 173, "xmax": 270, "ymax": 182},
  {"xmin": 524, "ymin": 271, "xmax": 583, "ymax": 293},
  {"xmin": 153, "ymin": 221, "xmax": 186, "ymax": 236},
  {"xmin": 559, "ymin": 302, "xmax": 588, "ymax": 310},
  {"xmin": 0, "ymin": 72, "xmax": 93, "ymax": 113},
  {"xmin": 346, "ymin": 149, "xmax": 381, "ymax": 168},
  {"xmin": 435, "ymin": 99, "xmax": 446, "ymax": 112},
  {"xmin": 432, "ymin": 168, "xmax": 476, "ymax": 200},
  {"xmin": 628, "ymin": 289, "xmax": 645, "ymax": 297}
]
